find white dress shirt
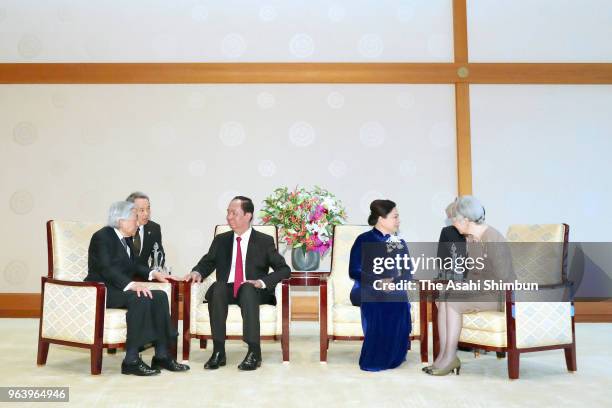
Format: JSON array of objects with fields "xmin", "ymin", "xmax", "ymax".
[{"xmin": 228, "ymin": 227, "xmax": 265, "ymax": 288}]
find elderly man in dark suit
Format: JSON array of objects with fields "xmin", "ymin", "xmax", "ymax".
[
  {"xmin": 126, "ymin": 192, "xmax": 166, "ymax": 271},
  {"xmin": 186, "ymin": 196, "xmax": 291, "ymax": 371},
  {"xmin": 85, "ymin": 201, "xmax": 189, "ymax": 376}
]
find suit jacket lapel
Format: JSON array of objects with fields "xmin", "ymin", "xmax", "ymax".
[
  {"xmin": 113, "ymin": 232, "xmax": 131, "ymax": 262},
  {"xmin": 141, "ymin": 224, "xmax": 151, "ymax": 258},
  {"xmin": 245, "ymin": 229, "xmax": 257, "ymax": 280},
  {"xmin": 224, "ymin": 232, "xmax": 234, "ymax": 278}
]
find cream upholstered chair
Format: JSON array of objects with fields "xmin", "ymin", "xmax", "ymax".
[
  {"xmin": 182, "ymin": 225, "xmax": 289, "ymax": 362},
  {"xmin": 442, "ymin": 223, "xmax": 576, "ymax": 379},
  {"xmin": 37, "ymin": 220, "xmax": 179, "ymax": 375},
  {"xmin": 319, "ymin": 225, "xmax": 428, "ymax": 363}
]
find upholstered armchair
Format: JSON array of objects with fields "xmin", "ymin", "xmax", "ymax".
[
  {"xmin": 319, "ymin": 225, "xmax": 428, "ymax": 363},
  {"xmin": 182, "ymin": 225, "xmax": 289, "ymax": 362},
  {"xmin": 434, "ymin": 223, "xmax": 576, "ymax": 379},
  {"xmin": 37, "ymin": 220, "xmax": 179, "ymax": 375}
]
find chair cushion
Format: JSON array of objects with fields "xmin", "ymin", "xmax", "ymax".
[
  {"xmin": 331, "ymin": 303, "xmax": 420, "ymax": 337},
  {"xmin": 332, "ymin": 304, "xmax": 360, "ymax": 323},
  {"xmin": 460, "ymin": 328, "xmax": 507, "ymax": 348},
  {"xmin": 104, "ymin": 309, "xmax": 127, "ymax": 329},
  {"xmin": 195, "ymin": 303, "xmax": 278, "ymax": 336},
  {"xmin": 462, "ymin": 311, "xmax": 506, "ymax": 332}
]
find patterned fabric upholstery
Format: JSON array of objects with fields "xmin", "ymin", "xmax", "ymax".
[
  {"xmin": 460, "ymin": 328, "xmax": 507, "ymax": 347},
  {"xmin": 191, "ymin": 225, "xmax": 284, "ymax": 336},
  {"xmin": 507, "ymin": 224, "xmax": 566, "ymax": 285},
  {"xmin": 103, "ymin": 309, "xmax": 127, "ymax": 344},
  {"xmin": 460, "ymin": 224, "xmax": 572, "ymax": 350},
  {"xmin": 462, "ymin": 311, "xmax": 506, "ymax": 332},
  {"xmin": 50, "ymin": 221, "xmax": 104, "ymax": 281},
  {"xmin": 41, "ymin": 283, "xmax": 98, "ymax": 344},
  {"xmin": 329, "ymin": 225, "xmax": 370, "ymax": 306},
  {"xmin": 327, "ymin": 225, "xmax": 420, "ymax": 337},
  {"xmin": 515, "ymin": 302, "xmax": 572, "ymax": 348}
]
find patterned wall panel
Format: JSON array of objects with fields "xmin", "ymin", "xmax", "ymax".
[{"xmin": 0, "ymin": 84, "xmax": 457, "ymax": 293}]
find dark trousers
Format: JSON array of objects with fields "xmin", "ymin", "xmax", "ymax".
[
  {"xmin": 106, "ymin": 288, "xmax": 176, "ymax": 350},
  {"xmin": 205, "ymin": 282, "xmax": 275, "ymax": 349}
]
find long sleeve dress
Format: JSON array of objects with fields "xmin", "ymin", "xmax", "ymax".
[{"xmin": 349, "ymin": 227, "xmax": 412, "ymax": 371}]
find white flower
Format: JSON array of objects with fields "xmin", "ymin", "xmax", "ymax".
[
  {"xmin": 306, "ymin": 223, "xmax": 320, "ymax": 234},
  {"xmin": 322, "ymin": 196, "xmax": 338, "ymax": 212},
  {"xmin": 387, "ymin": 234, "xmax": 401, "ymax": 243}
]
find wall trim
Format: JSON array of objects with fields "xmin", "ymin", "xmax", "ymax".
[{"xmin": 2, "ymin": 293, "xmax": 610, "ymax": 322}]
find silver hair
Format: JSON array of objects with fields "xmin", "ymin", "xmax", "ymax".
[
  {"xmin": 445, "ymin": 198, "xmax": 458, "ymax": 218},
  {"xmin": 454, "ymin": 195, "xmax": 486, "ymax": 224},
  {"xmin": 107, "ymin": 201, "xmax": 135, "ymax": 228},
  {"xmin": 125, "ymin": 191, "xmax": 149, "ymax": 203}
]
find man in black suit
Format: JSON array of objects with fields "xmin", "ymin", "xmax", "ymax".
[
  {"xmin": 85, "ymin": 201, "xmax": 189, "ymax": 376},
  {"xmin": 126, "ymin": 192, "xmax": 166, "ymax": 271},
  {"xmin": 185, "ymin": 196, "xmax": 290, "ymax": 371}
]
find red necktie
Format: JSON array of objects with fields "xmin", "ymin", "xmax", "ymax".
[{"xmin": 233, "ymin": 236, "xmax": 244, "ymax": 297}]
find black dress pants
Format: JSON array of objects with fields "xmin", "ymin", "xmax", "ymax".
[
  {"xmin": 106, "ymin": 288, "xmax": 176, "ymax": 349},
  {"xmin": 205, "ymin": 282, "xmax": 275, "ymax": 347}
]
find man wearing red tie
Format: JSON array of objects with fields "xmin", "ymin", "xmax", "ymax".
[{"xmin": 185, "ymin": 196, "xmax": 290, "ymax": 371}]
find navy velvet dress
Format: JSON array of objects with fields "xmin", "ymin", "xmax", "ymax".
[{"xmin": 349, "ymin": 228, "xmax": 412, "ymax": 371}]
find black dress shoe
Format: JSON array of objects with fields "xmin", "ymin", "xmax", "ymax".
[
  {"xmin": 151, "ymin": 356, "xmax": 190, "ymax": 372},
  {"xmin": 237, "ymin": 351, "xmax": 261, "ymax": 371},
  {"xmin": 204, "ymin": 351, "xmax": 226, "ymax": 370},
  {"xmin": 121, "ymin": 358, "xmax": 160, "ymax": 376}
]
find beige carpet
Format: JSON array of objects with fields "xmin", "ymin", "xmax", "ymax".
[{"xmin": 1, "ymin": 319, "xmax": 609, "ymax": 407}]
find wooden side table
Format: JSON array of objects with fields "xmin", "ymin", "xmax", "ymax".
[{"xmin": 284, "ymin": 271, "xmax": 330, "ymax": 362}]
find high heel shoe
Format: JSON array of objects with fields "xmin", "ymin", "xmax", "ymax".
[{"xmin": 428, "ymin": 357, "xmax": 461, "ymax": 376}]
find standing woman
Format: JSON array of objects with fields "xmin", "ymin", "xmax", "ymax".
[{"xmin": 349, "ymin": 199, "xmax": 412, "ymax": 371}]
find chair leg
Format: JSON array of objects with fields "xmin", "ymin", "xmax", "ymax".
[
  {"xmin": 564, "ymin": 344, "xmax": 577, "ymax": 372},
  {"xmin": 496, "ymin": 352, "xmax": 506, "ymax": 359},
  {"xmin": 420, "ymin": 340, "xmax": 428, "ymax": 363},
  {"xmin": 282, "ymin": 332, "xmax": 289, "ymax": 362},
  {"xmin": 200, "ymin": 339, "xmax": 207, "ymax": 349},
  {"xmin": 90, "ymin": 346, "xmax": 103, "ymax": 375},
  {"xmin": 320, "ymin": 334, "xmax": 328, "ymax": 362},
  {"xmin": 37, "ymin": 339, "xmax": 49, "ymax": 366},
  {"xmin": 182, "ymin": 333, "xmax": 190, "ymax": 361},
  {"xmin": 107, "ymin": 348, "xmax": 117, "ymax": 355},
  {"xmin": 508, "ymin": 350, "xmax": 520, "ymax": 379}
]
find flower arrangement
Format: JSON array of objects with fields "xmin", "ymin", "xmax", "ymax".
[{"xmin": 260, "ymin": 186, "xmax": 347, "ymax": 255}]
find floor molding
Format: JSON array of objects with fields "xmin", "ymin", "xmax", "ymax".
[{"xmin": 2, "ymin": 293, "xmax": 611, "ymax": 322}]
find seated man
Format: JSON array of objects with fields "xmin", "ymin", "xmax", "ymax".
[
  {"xmin": 126, "ymin": 191, "xmax": 166, "ymax": 271},
  {"xmin": 185, "ymin": 196, "xmax": 290, "ymax": 371},
  {"xmin": 85, "ymin": 201, "xmax": 189, "ymax": 376}
]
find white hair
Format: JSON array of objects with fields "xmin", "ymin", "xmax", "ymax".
[
  {"xmin": 454, "ymin": 195, "xmax": 486, "ymax": 224},
  {"xmin": 107, "ymin": 201, "xmax": 135, "ymax": 228}
]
